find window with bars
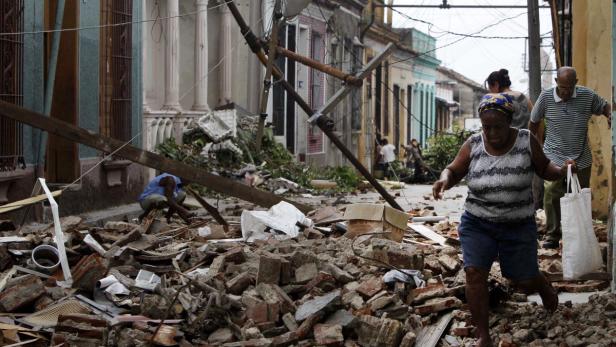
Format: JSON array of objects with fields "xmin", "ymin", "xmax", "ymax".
[
  {"xmin": 307, "ymin": 31, "xmax": 324, "ymax": 154},
  {"xmin": 0, "ymin": 0, "xmax": 25, "ymax": 172},
  {"xmin": 100, "ymin": 0, "xmax": 132, "ymax": 141}
]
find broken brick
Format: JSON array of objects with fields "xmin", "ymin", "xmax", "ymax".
[
  {"xmin": 414, "ymin": 296, "xmax": 462, "ymax": 315},
  {"xmin": 208, "ymin": 328, "xmax": 234, "ymax": 344},
  {"xmin": 370, "ymin": 239, "xmax": 423, "ymax": 269},
  {"xmin": 257, "ymin": 252, "xmax": 282, "ymax": 285},
  {"xmin": 282, "ymin": 312, "xmax": 298, "ymax": 331},
  {"xmin": 295, "ymin": 262, "xmax": 318, "ymax": 284},
  {"xmin": 52, "ymin": 314, "xmax": 109, "ymax": 346},
  {"xmin": 302, "ymin": 271, "xmax": 336, "ymax": 294},
  {"xmin": 408, "ymin": 283, "xmax": 446, "ymax": 304},
  {"xmin": 245, "ymin": 297, "xmax": 280, "ymax": 324},
  {"xmin": 291, "ymin": 250, "xmax": 318, "ymax": 268},
  {"xmin": 400, "ymin": 331, "xmax": 417, "ymax": 347},
  {"xmin": 226, "ymin": 272, "xmax": 254, "ymax": 295},
  {"xmin": 0, "ymin": 274, "xmax": 45, "ymax": 312},
  {"xmin": 324, "ymin": 263, "xmax": 355, "ymax": 284},
  {"xmin": 553, "ymin": 281, "xmax": 609, "ymax": 293},
  {"xmin": 72, "ymin": 254, "xmax": 108, "ymax": 292},
  {"xmin": 280, "ymin": 257, "xmax": 293, "ymax": 285},
  {"xmin": 438, "ymin": 254, "xmax": 460, "ymax": 273},
  {"xmin": 324, "ymin": 309, "xmax": 357, "ymax": 329},
  {"xmin": 295, "ymin": 289, "xmax": 341, "ymax": 321},
  {"xmin": 355, "ymin": 315, "xmax": 403, "ymax": 347},
  {"xmin": 256, "ymin": 283, "xmax": 296, "ymax": 314},
  {"xmin": 452, "ymin": 321, "xmax": 474, "ymax": 337},
  {"xmin": 356, "ymin": 277, "xmax": 383, "ymax": 299},
  {"xmin": 223, "ymin": 246, "xmax": 246, "ymax": 264},
  {"xmin": 314, "ymin": 324, "xmax": 344, "ymax": 346},
  {"xmin": 0, "ymin": 244, "xmax": 13, "ymax": 271}
]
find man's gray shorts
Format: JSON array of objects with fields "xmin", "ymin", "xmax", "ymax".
[{"xmin": 139, "ymin": 191, "xmax": 187, "ymax": 211}]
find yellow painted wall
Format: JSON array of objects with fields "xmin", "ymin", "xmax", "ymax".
[{"xmin": 572, "ymin": 0, "xmax": 613, "ymax": 218}]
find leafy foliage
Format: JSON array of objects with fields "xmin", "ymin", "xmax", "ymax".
[
  {"xmin": 156, "ymin": 129, "xmax": 363, "ymax": 193},
  {"xmin": 424, "ymin": 128, "xmax": 473, "ymax": 172}
]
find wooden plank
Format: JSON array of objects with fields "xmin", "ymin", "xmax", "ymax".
[
  {"xmin": 187, "ymin": 188, "xmax": 229, "ymax": 229},
  {"xmin": 415, "ymin": 312, "xmax": 454, "ymax": 347},
  {"xmin": 0, "ymin": 101, "xmax": 312, "ymax": 213},
  {"xmin": 0, "ymin": 190, "xmax": 62, "ymax": 215},
  {"xmin": 545, "ymin": 271, "xmax": 612, "ymax": 282},
  {"xmin": 409, "ymin": 223, "xmax": 448, "ymax": 246}
]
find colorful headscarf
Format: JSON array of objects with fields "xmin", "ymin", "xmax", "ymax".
[{"xmin": 478, "ymin": 93, "xmax": 515, "ymax": 116}]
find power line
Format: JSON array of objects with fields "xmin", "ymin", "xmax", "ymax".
[
  {"xmin": 0, "ymin": 2, "xmax": 229, "ymax": 36},
  {"xmin": 390, "ymin": 7, "xmax": 551, "ymax": 40},
  {"xmin": 389, "ymin": 11, "xmax": 531, "ymax": 67},
  {"xmin": 314, "ymin": 2, "xmax": 450, "ymax": 135}
]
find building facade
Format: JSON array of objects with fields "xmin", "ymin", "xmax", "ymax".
[
  {"xmin": 437, "ymin": 66, "xmax": 486, "ymax": 131},
  {"xmin": 0, "ymin": 0, "xmax": 143, "ymax": 217},
  {"xmin": 142, "ymin": 0, "xmax": 262, "ymax": 157}
]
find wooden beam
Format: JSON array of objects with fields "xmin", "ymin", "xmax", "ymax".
[
  {"xmin": 0, "ymin": 190, "xmax": 63, "ymax": 215},
  {"xmin": 0, "ymin": 101, "xmax": 313, "ymax": 213},
  {"xmin": 187, "ymin": 188, "xmax": 229, "ymax": 230},
  {"xmin": 545, "ymin": 271, "xmax": 612, "ymax": 282},
  {"xmin": 275, "ymin": 46, "xmax": 362, "ymax": 86}
]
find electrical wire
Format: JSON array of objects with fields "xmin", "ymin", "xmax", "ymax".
[
  {"xmin": 390, "ymin": 7, "xmax": 550, "ymax": 40},
  {"xmin": 0, "ymin": 1, "xmax": 230, "ymax": 36}
]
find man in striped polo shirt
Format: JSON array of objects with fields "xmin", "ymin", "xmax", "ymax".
[{"xmin": 529, "ymin": 66, "xmax": 611, "ymax": 249}]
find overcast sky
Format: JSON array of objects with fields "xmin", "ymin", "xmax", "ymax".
[{"xmin": 391, "ymin": 0, "xmax": 555, "ymax": 93}]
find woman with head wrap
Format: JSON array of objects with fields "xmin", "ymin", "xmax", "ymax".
[
  {"xmin": 486, "ymin": 69, "xmax": 533, "ymax": 129},
  {"xmin": 432, "ymin": 93, "xmax": 574, "ymax": 347}
]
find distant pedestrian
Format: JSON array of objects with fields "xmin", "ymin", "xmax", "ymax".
[
  {"xmin": 139, "ymin": 173, "xmax": 195, "ymax": 223},
  {"xmin": 529, "ymin": 66, "xmax": 611, "ymax": 249},
  {"xmin": 486, "ymin": 68, "xmax": 533, "ymax": 129},
  {"xmin": 403, "ymin": 139, "xmax": 425, "ymax": 181},
  {"xmin": 380, "ymin": 138, "xmax": 396, "ymax": 178}
]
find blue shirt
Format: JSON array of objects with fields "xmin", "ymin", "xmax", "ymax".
[{"xmin": 139, "ymin": 174, "xmax": 183, "ymax": 201}]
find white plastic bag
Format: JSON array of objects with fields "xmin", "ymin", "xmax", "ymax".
[
  {"xmin": 241, "ymin": 201, "xmax": 313, "ymax": 242},
  {"xmin": 560, "ymin": 165, "xmax": 602, "ymax": 280}
]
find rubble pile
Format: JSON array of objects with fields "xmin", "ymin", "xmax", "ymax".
[
  {"xmin": 157, "ymin": 109, "xmax": 364, "ymax": 194},
  {"xmin": 489, "ymin": 293, "xmax": 616, "ymax": 347},
  {"xmin": 0, "ymin": 201, "xmax": 612, "ymax": 346}
]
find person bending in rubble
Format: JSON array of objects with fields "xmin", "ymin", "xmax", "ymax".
[
  {"xmin": 138, "ymin": 173, "xmax": 195, "ymax": 223},
  {"xmin": 432, "ymin": 93, "xmax": 574, "ymax": 347}
]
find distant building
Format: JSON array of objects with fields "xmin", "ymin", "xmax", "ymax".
[
  {"xmin": 436, "ymin": 66, "xmax": 487, "ymax": 131},
  {"xmin": 0, "ymin": 1, "xmax": 143, "ymax": 217}
]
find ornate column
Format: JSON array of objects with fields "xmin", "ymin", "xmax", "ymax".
[
  {"xmin": 219, "ymin": 4, "xmax": 233, "ymax": 104},
  {"xmin": 164, "ymin": 0, "xmax": 181, "ymax": 110},
  {"xmin": 142, "ymin": 0, "xmax": 151, "ymax": 112},
  {"xmin": 193, "ymin": 0, "xmax": 209, "ymax": 111}
]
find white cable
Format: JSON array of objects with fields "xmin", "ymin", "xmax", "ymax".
[{"xmin": 0, "ymin": 1, "xmax": 229, "ymax": 36}]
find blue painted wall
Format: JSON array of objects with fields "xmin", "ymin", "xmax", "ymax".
[
  {"xmin": 22, "ymin": 1, "xmax": 45, "ymax": 165},
  {"xmin": 78, "ymin": 0, "xmax": 100, "ymax": 159}
]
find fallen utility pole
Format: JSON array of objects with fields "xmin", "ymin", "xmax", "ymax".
[
  {"xmin": 274, "ymin": 46, "xmax": 362, "ymax": 86},
  {"xmin": 308, "ymin": 43, "xmax": 394, "ymax": 124},
  {"xmin": 256, "ymin": 0, "xmax": 282, "ymax": 153},
  {"xmin": 0, "ymin": 101, "xmax": 313, "ymax": 213},
  {"xmin": 224, "ymin": 0, "xmax": 403, "ymax": 211}
]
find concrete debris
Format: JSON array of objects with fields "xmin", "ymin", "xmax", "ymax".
[{"xmin": 0, "ymin": 195, "xmax": 611, "ymax": 347}]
